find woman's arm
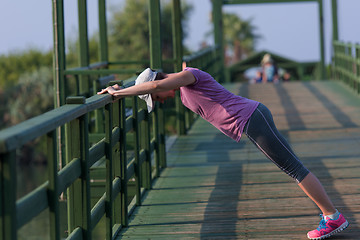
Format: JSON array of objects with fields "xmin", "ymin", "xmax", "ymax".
[{"xmin": 98, "ymin": 70, "xmax": 196, "ymax": 98}]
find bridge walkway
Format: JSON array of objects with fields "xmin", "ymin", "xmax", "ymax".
[{"xmin": 117, "ymin": 81, "xmax": 360, "ymax": 239}]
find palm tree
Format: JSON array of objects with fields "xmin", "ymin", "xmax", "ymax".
[{"xmin": 223, "ymin": 13, "xmax": 261, "ymax": 65}]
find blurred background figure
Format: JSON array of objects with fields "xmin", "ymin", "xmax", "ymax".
[
  {"xmin": 261, "ymin": 53, "xmax": 279, "ymax": 83},
  {"xmin": 253, "ymin": 70, "xmax": 263, "ymax": 83}
]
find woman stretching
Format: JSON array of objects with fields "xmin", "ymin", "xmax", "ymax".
[{"xmin": 98, "ymin": 67, "xmax": 349, "ymax": 239}]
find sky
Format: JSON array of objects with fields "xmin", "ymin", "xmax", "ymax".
[{"xmin": 0, "ymin": 0, "xmax": 359, "ymax": 64}]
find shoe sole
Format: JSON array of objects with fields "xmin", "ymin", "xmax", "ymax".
[{"xmin": 307, "ymin": 220, "xmax": 349, "ymax": 240}]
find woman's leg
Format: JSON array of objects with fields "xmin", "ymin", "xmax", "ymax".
[
  {"xmin": 244, "ymin": 103, "xmax": 348, "ymax": 238},
  {"xmin": 298, "ymin": 172, "xmax": 336, "ymax": 215},
  {"xmin": 244, "ymin": 103, "xmax": 335, "ymax": 213}
]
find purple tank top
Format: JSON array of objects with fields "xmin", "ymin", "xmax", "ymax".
[{"xmin": 181, "ymin": 67, "xmax": 259, "ymax": 142}]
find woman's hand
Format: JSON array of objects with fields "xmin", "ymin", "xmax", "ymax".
[
  {"xmin": 97, "ymin": 84, "xmax": 122, "ymax": 95},
  {"xmin": 97, "ymin": 86, "xmax": 124, "ymax": 101}
]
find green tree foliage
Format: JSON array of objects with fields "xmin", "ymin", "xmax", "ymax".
[
  {"xmin": 108, "ymin": 0, "xmax": 192, "ymax": 66},
  {"xmin": 0, "ymin": 51, "xmax": 53, "ymax": 129},
  {"xmin": 6, "ymin": 67, "xmax": 54, "ymax": 126},
  {"xmin": 108, "ymin": 0, "xmax": 151, "ymax": 62},
  {"xmin": 0, "ymin": 49, "xmax": 52, "ymax": 89},
  {"xmin": 223, "ymin": 13, "xmax": 261, "ymax": 64}
]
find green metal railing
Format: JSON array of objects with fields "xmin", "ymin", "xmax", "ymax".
[
  {"xmin": 0, "ymin": 44, "xmax": 222, "ymax": 239},
  {"xmin": 0, "ymin": 78, "xmax": 166, "ymax": 240},
  {"xmin": 333, "ymin": 41, "xmax": 360, "ymax": 93}
]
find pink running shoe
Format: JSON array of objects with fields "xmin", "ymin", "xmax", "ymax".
[{"xmin": 307, "ymin": 213, "xmax": 349, "ymax": 239}]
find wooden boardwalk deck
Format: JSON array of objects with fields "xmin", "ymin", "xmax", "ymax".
[{"xmin": 117, "ymin": 81, "xmax": 360, "ymax": 239}]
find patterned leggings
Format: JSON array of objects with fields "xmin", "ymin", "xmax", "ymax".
[{"xmin": 244, "ymin": 103, "xmax": 310, "ymax": 183}]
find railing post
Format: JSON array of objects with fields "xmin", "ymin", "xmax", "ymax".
[
  {"xmin": 52, "ymin": 0, "xmax": 66, "ymax": 107},
  {"xmin": 96, "ymin": 0, "xmax": 109, "ymax": 136},
  {"xmin": 143, "ymin": 105, "xmax": 152, "ymax": 189},
  {"xmin": 346, "ymin": 43, "xmax": 351, "ymax": 86},
  {"xmin": 132, "ymin": 97, "xmax": 142, "ymax": 202},
  {"xmin": 104, "ymin": 102, "xmax": 113, "ymax": 240},
  {"xmin": 47, "ymin": 130, "xmax": 60, "ymax": 240},
  {"xmin": 356, "ymin": 44, "xmax": 360, "ymax": 94},
  {"xmin": 65, "ymin": 97, "xmax": 91, "ymax": 239},
  {"xmin": 149, "ymin": 0, "xmax": 166, "ymax": 174},
  {"xmin": 145, "ymin": 111, "xmax": 154, "ymax": 177},
  {"xmin": 78, "ymin": 0, "xmax": 90, "ymax": 95},
  {"xmin": 98, "ymin": 0, "xmax": 108, "ymax": 63},
  {"xmin": 318, "ymin": 0, "xmax": 326, "ymax": 80},
  {"xmin": 119, "ymin": 98, "xmax": 128, "ymax": 227},
  {"xmin": 331, "ymin": 0, "xmax": 338, "ymax": 42},
  {"xmin": 212, "ymin": 0, "xmax": 225, "ymax": 82},
  {"xmin": 148, "ymin": 0, "xmax": 162, "ymax": 70},
  {"xmin": 52, "ymin": 0, "xmax": 66, "ymax": 187},
  {"xmin": 0, "ymin": 151, "xmax": 17, "ymax": 240},
  {"xmin": 151, "ymin": 105, "xmax": 160, "ymax": 178},
  {"xmin": 172, "ymin": 0, "xmax": 186, "ymax": 135},
  {"xmin": 158, "ymin": 105, "xmax": 166, "ymax": 169},
  {"xmin": 112, "ymin": 100, "xmax": 122, "ymax": 224}
]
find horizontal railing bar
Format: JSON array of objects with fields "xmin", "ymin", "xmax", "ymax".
[
  {"xmin": 150, "ymin": 139, "xmax": 155, "ymax": 153},
  {"xmin": 89, "ymin": 61, "xmax": 109, "ymax": 69},
  {"xmin": 90, "ymin": 194, "xmax": 105, "ymax": 230},
  {"xmin": 85, "ymin": 94, "xmax": 112, "ymax": 112},
  {"xmin": 112, "ymin": 127, "xmax": 120, "ymax": 148},
  {"xmin": 88, "ymin": 127, "xmax": 119, "ymax": 167},
  {"xmin": 90, "ymin": 177, "xmax": 122, "ymax": 230},
  {"xmin": 125, "ymin": 116, "xmax": 133, "ymax": 133},
  {"xmin": 0, "ymin": 105, "xmax": 81, "ymax": 153},
  {"xmin": 109, "ymin": 60, "xmax": 149, "ymax": 65},
  {"xmin": 66, "ymin": 61, "xmax": 108, "ymax": 72},
  {"xmin": 64, "ymin": 69, "xmax": 138, "ymax": 75},
  {"xmin": 65, "ymin": 226, "xmax": 82, "ymax": 240},
  {"xmin": 16, "ymin": 182, "xmax": 48, "ymax": 229},
  {"xmin": 109, "ymin": 59, "xmax": 176, "ymax": 65},
  {"xmin": 127, "ymin": 160, "xmax": 135, "ymax": 182},
  {"xmin": 89, "ymin": 140, "xmax": 105, "ymax": 167},
  {"xmin": 58, "ymin": 158, "xmax": 82, "ymax": 195},
  {"xmin": 0, "ymin": 94, "xmax": 112, "ymax": 153},
  {"xmin": 137, "ymin": 109, "xmax": 146, "ymax": 123},
  {"xmin": 112, "ymin": 224, "xmax": 122, "ymax": 240},
  {"xmin": 17, "ymin": 156, "xmax": 84, "ymax": 229},
  {"xmin": 333, "ymin": 40, "xmax": 354, "ymax": 48},
  {"xmin": 139, "ymin": 149, "xmax": 146, "ymax": 166}
]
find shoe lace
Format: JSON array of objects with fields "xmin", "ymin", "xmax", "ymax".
[{"xmin": 317, "ymin": 214, "xmax": 329, "ymax": 231}]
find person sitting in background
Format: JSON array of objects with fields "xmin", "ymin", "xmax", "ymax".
[
  {"xmin": 253, "ymin": 70, "xmax": 263, "ymax": 83},
  {"xmin": 261, "ymin": 53, "xmax": 278, "ymax": 83}
]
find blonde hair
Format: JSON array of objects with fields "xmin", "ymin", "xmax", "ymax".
[{"xmin": 261, "ymin": 53, "xmax": 273, "ymax": 65}]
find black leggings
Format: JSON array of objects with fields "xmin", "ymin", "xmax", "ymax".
[{"xmin": 244, "ymin": 103, "xmax": 310, "ymax": 183}]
